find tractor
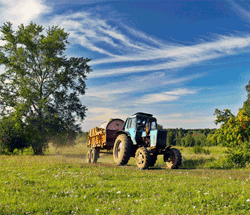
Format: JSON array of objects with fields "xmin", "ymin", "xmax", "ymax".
[{"xmin": 113, "ymin": 112, "xmax": 182, "ymax": 169}]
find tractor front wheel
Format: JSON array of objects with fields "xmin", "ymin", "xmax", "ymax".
[
  {"xmin": 113, "ymin": 134, "xmax": 131, "ymax": 165},
  {"xmin": 164, "ymin": 148, "xmax": 182, "ymax": 169},
  {"xmin": 135, "ymin": 147, "xmax": 150, "ymax": 170}
]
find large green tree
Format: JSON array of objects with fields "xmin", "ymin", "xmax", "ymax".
[{"xmin": 0, "ymin": 22, "xmax": 92, "ymax": 154}]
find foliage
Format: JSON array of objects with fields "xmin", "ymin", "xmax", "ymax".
[
  {"xmin": 183, "ymin": 132, "xmax": 195, "ymax": 147},
  {"xmin": 166, "ymin": 131, "xmax": 175, "ymax": 146},
  {"xmin": 212, "ymin": 109, "xmax": 250, "ymax": 147},
  {"xmin": 193, "ymin": 145, "xmax": 210, "ymax": 155},
  {"xmin": 214, "ymin": 108, "xmax": 235, "ymax": 125},
  {"xmin": 243, "ymin": 80, "xmax": 250, "ymax": 116},
  {"xmin": 0, "ymin": 22, "xmax": 92, "ymax": 154},
  {"xmin": 212, "ymin": 81, "xmax": 250, "ymax": 167},
  {"xmin": 0, "ymin": 114, "xmax": 31, "ymax": 154},
  {"xmin": 226, "ymin": 143, "xmax": 250, "ymax": 168},
  {"xmin": 157, "ymin": 124, "xmax": 163, "ymax": 130}
]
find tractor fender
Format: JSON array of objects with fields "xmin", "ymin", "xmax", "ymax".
[{"xmin": 113, "ymin": 130, "xmax": 130, "ymax": 138}]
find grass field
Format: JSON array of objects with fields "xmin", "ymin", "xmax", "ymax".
[{"xmin": 0, "ymin": 144, "xmax": 250, "ymax": 214}]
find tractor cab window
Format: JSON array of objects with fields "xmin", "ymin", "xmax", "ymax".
[
  {"xmin": 130, "ymin": 117, "xmax": 136, "ymax": 129},
  {"xmin": 126, "ymin": 119, "xmax": 131, "ymax": 128},
  {"xmin": 127, "ymin": 118, "xmax": 136, "ymax": 129},
  {"xmin": 151, "ymin": 121, "xmax": 157, "ymax": 130},
  {"xmin": 136, "ymin": 117, "xmax": 147, "ymax": 131}
]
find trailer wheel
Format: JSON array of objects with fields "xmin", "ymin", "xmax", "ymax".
[
  {"xmin": 149, "ymin": 154, "xmax": 157, "ymax": 167},
  {"xmin": 164, "ymin": 148, "xmax": 182, "ymax": 169},
  {"xmin": 86, "ymin": 149, "xmax": 92, "ymax": 163},
  {"xmin": 135, "ymin": 147, "xmax": 150, "ymax": 170},
  {"xmin": 91, "ymin": 148, "xmax": 99, "ymax": 163},
  {"xmin": 113, "ymin": 134, "xmax": 131, "ymax": 165}
]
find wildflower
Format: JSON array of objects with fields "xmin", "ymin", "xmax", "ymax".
[
  {"xmin": 96, "ymin": 209, "xmax": 100, "ymax": 211},
  {"xmin": 193, "ymin": 206, "xmax": 196, "ymax": 209},
  {"xmin": 84, "ymin": 195, "xmax": 87, "ymax": 199},
  {"xmin": 247, "ymin": 199, "xmax": 250, "ymax": 202},
  {"xmin": 117, "ymin": 191, "xmax": 121, "ymax": 194},
  {"xmin": 127, "ymin": 195, "xmax": 130, "ymax": 197}
]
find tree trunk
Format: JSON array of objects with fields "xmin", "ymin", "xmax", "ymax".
[{"xmin": 32, "ymin": 143, "xmax": 44, "ymax": 155}]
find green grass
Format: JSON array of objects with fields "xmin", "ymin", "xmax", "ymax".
[{"xmin": 0, "ymin": 144, "xmax": 250, "ymax": 214}]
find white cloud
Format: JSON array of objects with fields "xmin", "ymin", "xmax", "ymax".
[
  {"xmin": 0, "ymin": 0, "xmax": 51, "ymax": 26},
  {"xmin": 137, "ymin": 88, "xmax": 197, "ymax": 104}
]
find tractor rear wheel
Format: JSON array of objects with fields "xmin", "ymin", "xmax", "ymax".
[
  {"xmin": 86, "ymin": 149, "xmax": 92, "ymax": 163},
  {"xmin": 164, "ymin": 148, "xmax": 182, "ymax": 169},
  {"xmin": 113, "ymin": 134, "xmax": 131, "ymax": 165},
  {"xmin": 91, "ymin": 148, "xmax": 99, "ymax": 163},
  {"xmin": 135, "ymin": 147, "xmax": 150, "ymax": 170}
]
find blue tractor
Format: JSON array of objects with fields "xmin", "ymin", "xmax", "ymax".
[{"xmin": 113, "ymin": 112, "xmax": 182, "ymax": 169}]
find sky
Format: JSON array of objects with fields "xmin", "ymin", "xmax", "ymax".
[{"xmin": 0, "ymin": 0, "xmax": 250, "ymax": 131}]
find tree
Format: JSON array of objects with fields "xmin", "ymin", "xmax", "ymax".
[
  {"xmin": 185, "ymin": 131, "xmax": 195, "ymax": 147},
  {"xmin": 0, "ymin": 22, "xmax": 92, "ymax": 154},
  {"xmin": 167, "ymin": 131, "xmax": 175, "ymax": 146},
  {"xmin": 243, "ymin": 80, "xmax": 250, "ymax": 116},
  {"xmin": 212, "ymin": 109, "xmax": 250, "ymax": 147},
  {"xmin": 157, "ymin": 124, "xmax": 163, "ymax": 130},
  {"xmin": 214, "ymin": 109, "xmax": 235, "ymax": 125}
]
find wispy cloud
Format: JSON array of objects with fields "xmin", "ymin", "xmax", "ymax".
[
  {"xmin": 228, "ymin": 0, "xmax": 250, "ymax": 23},
  {"xmin": 85, "ymin": 72, "xmax": 203, "ymax": 101},
  {"xmin": 137, "ymin": 88, "xmax": 197, "ymax": 104},
  {"xmin": 48, "ymin": 10, "xmax": 250, "ymax": 78}
]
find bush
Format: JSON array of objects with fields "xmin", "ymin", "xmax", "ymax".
[
  {"xmin": 0, "ymin": 115, "xmax": 31, "ymax": 154},
  {"xmin": 193, "ymin": 145, "xmax": 211, "ymax": 155},
  {"xmin": 226, "ymin": 143, "xmax": 250, "ymax": 168}
]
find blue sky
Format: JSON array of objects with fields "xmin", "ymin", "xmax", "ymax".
[{"xmin": 0, "ymin": 0, "xmax": 250, "ymax": 131}]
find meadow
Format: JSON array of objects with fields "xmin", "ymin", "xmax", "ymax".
[{"xmin": 0, "ymin": 144, "xmax": 250, "ymax": 215}]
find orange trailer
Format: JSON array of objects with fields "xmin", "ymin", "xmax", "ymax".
[{"xmin": 86, "ymin": 118, "xmax": 124, "ymax": 163}]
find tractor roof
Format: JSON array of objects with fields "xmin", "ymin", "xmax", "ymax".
[{"xmin": 131, "ymin": 112, "xmax": 153, "ymax": 117}]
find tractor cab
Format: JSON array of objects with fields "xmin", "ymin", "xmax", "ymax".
[{"xmin": 122, "ymin": 112, "xmax": 165, "ymax": 149}]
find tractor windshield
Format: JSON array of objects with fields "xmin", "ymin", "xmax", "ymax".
[{"xmin": 136, "ymin": 117, "xmax": 157, "ymax": 131}]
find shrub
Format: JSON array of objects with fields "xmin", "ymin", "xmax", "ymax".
[
  {"xmin": 193, "ymin": 145, "xmax": 211, "ymax": 155},
  {"xmin": 226, "ymin": 143, "xmax": 250, "ymax": 168},
  {"xmin": 0, "ymin": 115, "xmax": 31, "ymax": 154}
]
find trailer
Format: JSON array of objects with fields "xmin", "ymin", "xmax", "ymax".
[{"xmin": 86, "ymin": 118, "xmax": 124, "ymax": 163}]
